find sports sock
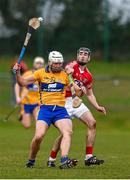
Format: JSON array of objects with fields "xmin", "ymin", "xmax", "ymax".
[
  {"xmin": 49, "ymin": 150, "xmax": 57, "ymax": 161},
  {"xmin": 60, "ymin": 156, "xmax": 69, "ymax": 164},
  {"xmin": 85, "ymin": 146, "xmax": 93, "ymax": 160}
]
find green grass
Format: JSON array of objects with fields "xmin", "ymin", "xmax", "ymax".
[
  {"xmin": 0, "ymin": 118, "xmax": 130, "ymax": 179},
  {"xmin": 1, "ymin": 56, "xmax": 130, "ymax": 178}
]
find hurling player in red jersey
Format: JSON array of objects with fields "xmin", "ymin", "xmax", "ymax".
[{"xmin": 47, "ymin": 47, "xmax": 106, "ymax": 167}]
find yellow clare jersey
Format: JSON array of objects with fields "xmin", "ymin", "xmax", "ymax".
[
  {"xmin": 33, "ymin": 66, "xmax": 69, "ymax": 107},
  {"xmin": 21, "ymin": 70, "xmax": 39, "ymax": 105}
]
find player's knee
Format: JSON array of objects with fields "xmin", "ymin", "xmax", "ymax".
[
  {"xmin": 57, "ymin": 134, "xmax": 63, "ymax": 141},
  {"xmin": 34, "ymin": 134, "xmax": 43, "ymax": 143},
  {"xmin": 63, "ymin": 129, "xmax": 73, "ymax": 137},
  {"xmin": 23, "ymin": 124, "xmax": 31, "ymax": 129},
  {"xmin": 22, "ymin": 119, "xmax": 31, "ymax": 129},
  {"xmin": 89, "ymin": 119, "xmax": 96, "ymax": 129}
]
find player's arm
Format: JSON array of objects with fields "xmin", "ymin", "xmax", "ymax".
[
  {"xmin": 16, "ymin": 73, "xmax": 35, "ymax": 86},
  {"xmin": 14, "ymin": 83, "xmax": 21, "ymax": 104},
  {"xmin": 65, "ymin": 61, "xmax": 77, "ymax": 74},
  {"xmin": 65, "ymin": 72, "xmax": 81, "ymax": 92},
  {"xmin": 86, "ymin": 88, "xmax": 106, "ymax": 115},
  {"xmin": 65, "ymin": 61, "xmax": 82, "ymax": 93},
  {"xmin": 13, "ymin": 63, "xmax": 36, "ymax": 86}
]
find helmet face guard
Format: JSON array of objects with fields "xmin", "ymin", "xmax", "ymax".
[
  {"xmin": 48, "ymin": 51, "xmax": 64, "ymax": 73},
  {"xmin": 77, "ymin": 47, "xmax": 91, "ymax": 66},
  {"xmin": 50, "ymin": 63, "xmax": 63, "ymax": 73}
]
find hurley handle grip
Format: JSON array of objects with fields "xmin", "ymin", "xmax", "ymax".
[
  {"xmin": 68, "ymin": 74, "xmax": 74, "ymax": 85},
  {"xmin": 68, "ymin": 74, "xmax": 76, "ymax": 96},
  {"xmin": 68, "ymin": 74, "xmax": 82, "ymax": 108}
]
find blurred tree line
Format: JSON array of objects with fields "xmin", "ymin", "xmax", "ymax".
[{"xmin": 0, "ymin": 0, "xmax": 130, "ymax": 61}]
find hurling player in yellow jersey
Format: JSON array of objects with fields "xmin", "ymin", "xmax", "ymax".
[
  {"xmin": 13, "ymin": 51, "xmax": 78, "ymax": 169},
  {"xmin": 15, "ymin": 57, "xmax": 45, "ymax": 128}
]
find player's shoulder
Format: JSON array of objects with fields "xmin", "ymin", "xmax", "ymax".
[
  {"xmin": 34, "ymin": 68, "xmax": 45, "ymax": 74},
  {"xmin": 61, "ymin": 69, "xmax": 68, "ymax": 77},
  {"xmin": 33, "ymin": 68, "xmax": 45, "ymax": 81},
  {"xmin": 84, "ymin": 67, "xmax": 93, "ymax": 82},
  {"xmin": 22, "ymin": 70, "xmax": 32, "ymax": 77},
  {"xmin": 66, "ymin": 60, "xmax": 77, "ymax": 68},
  {"xmin": 85, "ymin": 66, "xmax": 92, "ymax": 76}
]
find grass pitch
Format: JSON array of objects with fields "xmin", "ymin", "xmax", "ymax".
[
  {"xmin": 0, "ymin": 117, "xmax": 130, "ymax": 179},
  {"xmin": 0, "ymin": 58, "xmax": 130, "ymax": 178}
]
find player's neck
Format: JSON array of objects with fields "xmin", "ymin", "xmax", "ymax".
[{"xmin": 79, "ymin": 65, "xmax": 86, "ymax": 71}]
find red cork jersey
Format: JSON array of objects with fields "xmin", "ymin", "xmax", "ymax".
[{"xmin": 65, "ymin": 61, "xmax": 93, "ymax": 97}]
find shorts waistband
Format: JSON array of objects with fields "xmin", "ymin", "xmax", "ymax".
[
  {"xmin": 40, "ymin": 104, "xmax": 65, "ymax": 111},
  {"xmin": 40, "ymin": 104, "xmax": 63, "ymax": 108}
]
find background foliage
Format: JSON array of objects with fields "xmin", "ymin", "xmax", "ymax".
[{"xmin": 0, "ymin": 0, "xmax": 130, "ymax": 61}]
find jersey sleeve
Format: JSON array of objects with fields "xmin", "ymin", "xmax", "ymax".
[
  {"xmin": 65, "ymin": 61, "xmax": 77, "ymax": 70},
  {"xmin": 66, "ymin": 75, "xmax": 70, "ymax": 86},
  {"xmin": 87, "ymin": 82, "xmax": 93, "ymax": 89},
  {"xmin": 64, "ymin": 72, "xmax": 70, "ymax": 86},
  {"xmin": 22, "ymin": 71, "xmax": 30, "ymax": 78},
  {"xmin": 86, "ymin": 76, "xmax": 93, "ymax": 90}
]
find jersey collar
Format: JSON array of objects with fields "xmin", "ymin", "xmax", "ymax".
[
  {"xmin": 76, "ymin": 63, "xmax": 87, "ymax": 72},
  {"xmin": 45, "ymin": 65, "xmax": 50, "ymax": 73}
]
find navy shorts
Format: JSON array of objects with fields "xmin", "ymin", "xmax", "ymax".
[
  {"xmin": 24, "ymin": 104, "xmax": 38, "ymax": 114},
  {"xmin": 37, "ymin": 105, "xmax": 70, "ymax": 126}
]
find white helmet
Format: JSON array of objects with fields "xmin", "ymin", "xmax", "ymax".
[
  {"xmin": 48, "ymin": 51, "xmax": 64, "ymax": 64},
  {"xmin": 33, "ymin": 56, "xmax": 44, "ymax": 65}
]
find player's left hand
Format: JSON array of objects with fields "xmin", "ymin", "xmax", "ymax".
[
  {"xmin": 16, "ymin": 96, "xmax": 22, "ymax": 104},
  {"xmin": 96, "ymin": 106, "xmax": 106, "ymax": 115},
  {"xmin": 73, "ymin": 82, "xmax": 81, "ymax": 91},
  {"xmin": 65, "ymin": 66, "xmax": 74, "ymax": 74}
]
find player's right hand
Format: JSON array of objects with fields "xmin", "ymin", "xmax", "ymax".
[
  {"xmin": 97, "ymin": 106, "xmax": 107, "ymax": 115},
  {"xmin": 13, "ymin": 63, "xmax": 20, "ymax": 73}
]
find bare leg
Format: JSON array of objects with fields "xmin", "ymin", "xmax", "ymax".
[
  {"xmin": 33, "ymin": 106, "xmax": 39, "ymax": 122},
  {"xmin": 22, "ymin": 113, "xmax": 32, "ymax": 129},
  {"xmin": 80, "ymin": 111, "xmax": 96, "ymax": 147},
  {"xmin": 47, "ymin": 134, "xmax": 62, "ymax": 165},
  {"xmin": 54, "ymin": 119, "xmax": 78, "ymax": 169},
  {"xmin": 80, "ymin": 111, "xmax": 104, "ymax": 165},
  {"xmin": 48, "ymin": 111, "xmax": 96, "ymax": 161},
  {"xmin": 79, "ymin": 110, "xmax": 96, "ymax": 161},
  {"xmin": 54, "ymin": 119, "xmax": 73, "ymax": 157},
  {"xmin": 52, "ymin": 134, "xmax": 63, "ymax": 153},
  {"xmin": 29, "ymin": 121, "xmax": 49, "ymax": 160}
]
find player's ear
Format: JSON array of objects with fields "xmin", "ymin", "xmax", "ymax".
[{"xmin": 88, "ymin": 56, "xmax": 90, "ymax": 62}]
